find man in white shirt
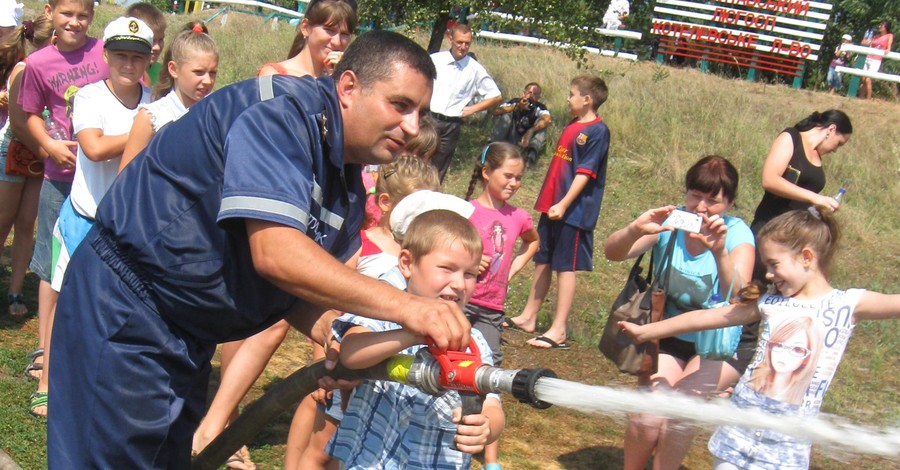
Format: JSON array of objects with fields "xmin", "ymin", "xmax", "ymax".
[{"xmin": 429, "ymin": 23, "xmax": 502, "ymax": 181}]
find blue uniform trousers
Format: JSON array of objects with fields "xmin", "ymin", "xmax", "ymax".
[{"xmin": 48, "ymin": 229, "xmax": 214, "ymax": 469}]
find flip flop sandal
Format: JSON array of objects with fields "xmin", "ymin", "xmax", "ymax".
[
  {"xmin": 30, "ymin": 391, "xmax": 48, "ymax": 418},
  {"xmin": 8, "ymin": 293, "xmax": 27, "ymax": 317},
  {"xmin": 500, "ymin": 316, "xmax": 531, "ymax": 334},
  {"xmin": 528, "ymin": 335, "xmax": 571, "ymax": 350}
]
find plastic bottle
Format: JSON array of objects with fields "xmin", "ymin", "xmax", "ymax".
[
  {"xmin": 42, "ymin": 107, "xmax": 68, "ymax": 141},
  {"xmin": 706, "ymin": 292, "xmax": 728, "ymax": 309},
  {"xmin": 833, "ymin": 186, "xmax": 846, "ymax": 204},
  {"xmin": 864, "ymin": 29, "xmax": 874, "ymax": 42},
  {"xmin": 808, "ymin": 187, "xmax": 846, "ymax": 217}
]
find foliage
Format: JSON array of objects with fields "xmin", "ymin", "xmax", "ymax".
[{"xmin": 813, "ymin": 0, "xmax": 900, "ymax": 91}]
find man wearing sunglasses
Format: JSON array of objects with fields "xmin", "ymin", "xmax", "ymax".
[{"xmin": 48, "ymin": 30, "xmax": 472, "ymax": 469}]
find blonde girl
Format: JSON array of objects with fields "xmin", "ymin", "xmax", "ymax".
[
  {"xmin": 120, "ymin": 22, "xmax": 218, "ymax": 171},
  {"xmin": 464, "ymin": 142, "xmax": 539, "ymax": 470},
  {"xmin": 621, "ymin": 209, "xmax": 900, "ymax": 470},
  {"xmin": 0, "ymin": 16, "xmax": 53, "ymax": 320},
  {"xmin": 286, "ymin": 155, "xmax": 440, "ymax": 470}
]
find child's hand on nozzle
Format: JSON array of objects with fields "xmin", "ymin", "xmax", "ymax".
[
  {"xmin": 323, "ymin": 51, "xmax": 343, "ymax": 75},
  {"xmin": 618, "ymin": 321, "xmax": 646, "ymax": 343},
  {"xmin": 451, "ymin": 410, "xmax": 491, "ymax": 454}
]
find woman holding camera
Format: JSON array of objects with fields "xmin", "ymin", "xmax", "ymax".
[{"xmin": 603, "ymin": 155, "xmax": 756, "ymax": 470}]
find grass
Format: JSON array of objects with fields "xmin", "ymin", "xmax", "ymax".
[{"xmin": 2, "ymin": 3, "xmax": 899, "ymax": 469}]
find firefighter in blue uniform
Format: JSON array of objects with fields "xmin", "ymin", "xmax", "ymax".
[{"xmin": 47, "ymin": 31, "xmax": 472, "ymax": 469}]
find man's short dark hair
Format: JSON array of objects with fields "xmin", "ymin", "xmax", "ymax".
[{"xmin": 334, "ymin": 30, "xmax": 436, "ymax": 87}]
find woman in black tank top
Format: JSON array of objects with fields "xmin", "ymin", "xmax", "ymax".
[{"xmin": 750, "ymin": 110, "xmax": 852, "ymax": 282}]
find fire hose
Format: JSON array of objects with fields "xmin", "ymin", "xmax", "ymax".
[{"xmin": 191, "ymin": 340, "xmax": 557, "ymax": 470}]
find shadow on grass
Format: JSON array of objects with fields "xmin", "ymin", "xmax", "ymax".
[{"xmin": 558, "ymin": 445, "xmax": 691, "ymax": 470}]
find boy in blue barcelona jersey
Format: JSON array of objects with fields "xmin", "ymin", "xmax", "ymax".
[
  {"xmin": 507, "ymin": 74, "xmax": 611, "ymax": 350},
  {"xmin": 47, "ymin": 31, "xmax": 473, "ymax": 470}
]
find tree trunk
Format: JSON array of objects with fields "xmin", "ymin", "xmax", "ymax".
[{"xmin": 428, "ymin": 12, "xmax": 451, "ymax": 53}]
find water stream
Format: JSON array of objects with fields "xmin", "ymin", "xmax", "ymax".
[{"xmin": 533, "ymin": 377, "xmax": 900, "ymax": 459}]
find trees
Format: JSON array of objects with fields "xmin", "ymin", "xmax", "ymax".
[{"xmin": 358, "ymin": 0, "xmax": 609, "ymax": 60}]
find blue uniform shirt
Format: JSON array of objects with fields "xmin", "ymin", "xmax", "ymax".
[{"xmin": 93, "ymin": 75, "xmax": 364, "ymax": 342}]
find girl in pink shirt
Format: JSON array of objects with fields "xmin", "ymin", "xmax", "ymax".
[{"xmin": 463, "ymin": 142, "xmax": 539, "ymax": 470}]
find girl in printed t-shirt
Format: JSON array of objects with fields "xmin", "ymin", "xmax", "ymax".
[
  {"xmin": 463, "ymin": 142, "xmax": 539, "ymax": 470},
  {"xmin": 620, "ymin": 209, "xmax": 900, "ymax": 470}
]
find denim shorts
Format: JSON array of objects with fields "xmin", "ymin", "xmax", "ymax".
[{"xmin": 30, "ymin": 179, "xmax": 72, "ymax": 281}]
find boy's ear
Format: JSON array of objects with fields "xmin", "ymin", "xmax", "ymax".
[
  {"xmin": 397, "ymin": 249, "xmax": 413, "ymax": 278},
  {"xmin": 376, "ymin": 192, "xmax": 392, "ymax": 213},
  {"xmin": 43, "ymin": 3, "xmax": 51, "ymax": 19}
]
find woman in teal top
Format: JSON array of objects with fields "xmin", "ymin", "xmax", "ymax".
[{"xmin": 604, "ymin": 155, "xmax": 756, "ymax": 470}]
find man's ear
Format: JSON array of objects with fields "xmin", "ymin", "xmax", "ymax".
[
  {"xmin": 398, "ymin": 249, "xmax": 413, "ymax": 278},
  {"xmin": 336, "ymin": 70, "xmax": 359, "ymax": 108}
]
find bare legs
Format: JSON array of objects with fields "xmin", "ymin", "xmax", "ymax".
[
  {"xmin": 32, "ymin": 283, "xmax": 57, "ymax": 417},
  {"xmin": 862, "ymin": 77, "xmax": 873, "ymax": 100},
  {"xmin": 1, "ymin": 177, "xmax": 40, "ymax": 317},
  {"xmin": 506, "ymin": 262, "xmax": 551, "ymax": 333},
  {"xmin": 507, "ymin": 263, "xmax": 575, "ymax": 347},
  {"xmin": 192, "ymin": 320, "xmax": 291, "ymax": 455},
  {"xmin": 624, "ymin": 353, "xmax": 741, "ymax": 470}
]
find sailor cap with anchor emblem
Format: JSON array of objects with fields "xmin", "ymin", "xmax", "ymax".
[{"xmin": 103, "ymin": 16, "xmax": 154, "ymax": 55}]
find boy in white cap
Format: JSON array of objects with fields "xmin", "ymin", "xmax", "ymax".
[
  {"xmin": 828, "ymin": 34, "xmax": 852, "ymax": 95},
  {"xmin": 40, "ymin": 19, "xmax": 151, "ymax": 423},
  {"xmin": 50, "ymin": 16, "xmax": 153, "ymax": 293}
]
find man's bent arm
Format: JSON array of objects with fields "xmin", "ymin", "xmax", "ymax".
[{"xmin": 246, "ymin": 220, "xmax": 471, "ymax": 351}]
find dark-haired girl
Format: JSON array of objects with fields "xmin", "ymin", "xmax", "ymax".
[
  {"xmin": 605, "ymin": 155, "xmax": 756, "ymax": 470},
  {"xmin": 750, "ymin": 109, "xmax": 851, "ymax": 282}
]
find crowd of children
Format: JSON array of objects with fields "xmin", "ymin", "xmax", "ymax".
[{"xmin": 0, "ymin": 1, "xmax": 896, "ymax": 469}]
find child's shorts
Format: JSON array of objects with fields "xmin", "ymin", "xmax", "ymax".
[
  {"xmin": 50, "ymin": 198, "xmax": 95, "ymax": 292},
  {"xmin": 534, "ymin": 214, "xmax": 593, "ymax": 272},
  {"xmin": 318, "ymin": 388, "xmax": 345, "ymax": 422},
  {"xmin": 463, "ymin": 303, "xmax": 504, "ymax": 366},
  {"xmin": 30, "ymin": 180, "xmax": 72, "ymax": 281}
]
